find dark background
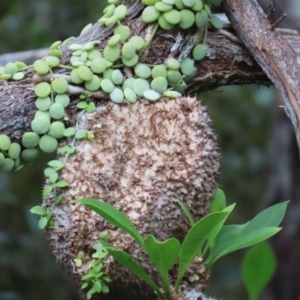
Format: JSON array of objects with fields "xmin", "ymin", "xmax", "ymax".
[{"xmin": 0, "ymin": 1, "xmax": 300, "ymax": 299}]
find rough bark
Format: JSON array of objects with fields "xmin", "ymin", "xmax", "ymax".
[{"xmin": 224, "ymin": 0, "xmax": 300, "ymax": 151}]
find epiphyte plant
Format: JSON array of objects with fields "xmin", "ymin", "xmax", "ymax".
[{"xmin": 77, "ymin": 188, "xmax": 288, "ymax": 298}]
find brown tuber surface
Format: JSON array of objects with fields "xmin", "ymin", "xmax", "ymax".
[{"xmin": 45, "ymin": 97, "xmax": 219, "ymax": 299}]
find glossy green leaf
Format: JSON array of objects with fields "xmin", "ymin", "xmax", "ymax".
[
  {"xmin": 241, "ymin": 201, "xmax": 289, "ymax": 235},
  {"xmin": 175, "ymin": 212, "xmax": 228, "ymax": 292},
  {"xmin": 144, "ymin": 235, "xmax": 180, "ymax": 296},
  {"xmin": 242, "ymin": 242, "xmax": 276, "ymax": 300},
  {"xmin": 178, "ymin": 201, "xmax": 194, "ymax": 226},
  {"xmin": 210, "ymin": 227, "xmax": 281, "ymax": 266},
  {"xmin": 77, "ymin": 198, "xmax": 144, "ymax": 248},
  {"xmin": 205, "ymin": 204, "xmax": 235, "ymax": 254},
  {"xmin": 210, "ymin": 188, "xmax": 226, "ymax": 213},
  {"xmin": 106, "ymin": 248, "xmax": 163, "ymax": 297}
]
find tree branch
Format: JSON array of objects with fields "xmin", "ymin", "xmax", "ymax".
[{"xmin": 224, "ymin": 0, "xmax": 300, "ymax": 151}]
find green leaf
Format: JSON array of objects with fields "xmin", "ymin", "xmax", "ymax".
[
  {"xmin": 87, "ymin": 102, "xmax": 96, "ymax": 113},
  {"xmin": 210, "ymin": 188, "xmax": 226, "ymax": 213},
  {"xmin": 205, "ymin": 204, "xmax": 235, "ymax": 252},
  {"xmin": 210, "ymin": 227, "xmax": 281, "ymax": 266},
  {"xmin": 30, "ymin": 206, "xmax": 47, "ymax": 215},
  {"xmin": 107, "ymin": 248, "xmax": 163, "ymax": 298},
  {"xmin": 49, "ymin": 172, "xmax": 58, "ymax": 183},
  {"xmin": 75, "ymin": 129, "xmax": 87, "ymax": 139},
  {"xmin": 242, "ymin": 242, "xmax": 276, "ymax": 300},
  {"xmin": 175, "ymin": 212, "xmax": 228, "ymax": 292},
  {"xmin": 77, "ymin": 101, "xmax": 88, "ymax": 109},
  {"xmin": 43, "ymin": 185, "xmax": 53, "ymax": 198},
  {"xmin": 74, "ymin": 258, "xmax": 82, "ymax": 267},
  {"xmin": 144, "ymin": 235, "xmax": 180, "ymax": 296},
  {"xmin": 55, "ymin": 194, "xmax": 63, "ymax": 205},
  {"xmin": 57, "ymin": 145, "xmax": 71, "ymax": 154},
  {"xmin": 38, "ymin": 216, "xmax": 48, "ymax": 229},
  {"xmin": 178, "ymin": 201, "xmax": 194, "ymax": 226},
  {"xmin": 77, "ymin": 198, "xmax": 145, "ymax": 248},
  {"xmin": 241, "ymin": 201, "xmax": 289, "ymax": 235},
  {"xmin": 67, "ymin": 146, "xmax": 76, "ymax": 154},
  {"xmin": 56, "ymin": 180, "xmax": 69, "ymax": 188},
  {"xmin": 48, "ymin": 160, "xmax": 65, "ymax": 170},
  {"xmin": 63, "ymin": 127, "xmax": 76, "ymax": 137}
]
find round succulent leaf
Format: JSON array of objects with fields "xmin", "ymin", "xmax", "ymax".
[
  {"xmin": 174, "ymin": 0, "xmax": 185, "ymax": 9},
  {"xmin": 33, "ymin": 60, "xmax": 50, "ymax": 75},
  {"xmin": 34, "ymin": 111, "xmax": 51, "ymax": 120},
  {"xmin": 134, "ymin": 63, "xmax": 152, "ymax": 79},
  {"xmin": 152, "ymin": 65, "xmax": 167, "ymax": 78},
  {"xmin": 110, "ymin": 88, "xmax": 124, "ymax": 103},
  {"xmin": 87, "ymin": 49, "xmax": 102, "ymax": 60},
  {"xmin": 80, "ymin": 51, "xmax": 88, "ymax": 62},
  {"xmin": 35, "ymin": 97, "xmax": 52, "ymax": 111},
  {"xmin": 122, "ymin": 42, "xmax": 136, "ymax": 59},
  {"xmin": 142, "ymin": 6, "xmax": 160, "ymax": 23},
  {"xmin": 49, "ymin": 103, "xmax": 65, "ymax": 120},
  {"xmin": 151, "ymin": 77, "xmax": 168, "ymax": 93},
  {"xmin": 45, "ymin": 56, "xmax": 60, "ymax": 68},
  {"xmin": 128, "ymin": 36, "xmax": 145, "ymax": 51},
  {"xmin": 133, "ymin": 78, "xmax": 150, "ymax": 96},
  {"xmin": 167, "ymin": 70, "xmax": 182, "ymax": 84},
  {"xmin": 0, "ymin": 134, "xmax": 11, "ymax": 151},
  {"xmin": 179, "ymin": 9, "xmax": 195, "ymax": 29},
  {"xmin": 48, "ymin": 49, "xmax": 63, "ymax": 58},
  {"xmin": 114, "ymin": 4, "xmax": 127, "ymax": 20},
  {"xmin": 108, "ymin": 34, "xmax": 122, "ymax": 46},
  {"xmin": 122, "ymin": 54, "xmax": 139, "ymax": 67},
  {"xmin": 35, "ymin": 82, "xmax": 51, "ymax": 98},
  {"xmin": 124, "ymin": 87, "xmax": 137, "ymax": 103},
  {"xmin": 8, "ymin": 143, "xmax": 21, "ymax": 159},
  {"xmin": 166, "ymin": 58, "xmax": 180, "ymax": 70},
  {"xmin": 14, "ymin": 61, "xmax": 27, "ymax": 70},
  {"xmin": 31, "ymin": 117, "xmax": 51, "ymax": 134},
  {"xmin": 210, "ymin": 15, "xmax": 223, "ymax": 30},
  {"xmin": 192, "ymin": 44, "xmax": 207, "ymax": 61},
  {"xmin": 101, "ymin": 79, "xmax": 115, "ymax": 93},
  {"xmin": 204, "ymin": 4, "xmax": 211, "ymax": 16},
  {"xmin": 114, "ymin": 25, "xmax": 131, "ymax": 40},
  {"xmin": 12, "ymin": 72, "xmax": 25, "ymax": 81},
  {"xmin": 69, "ymin": 43, "xmax": 83, "ymax": 51},
  {"xmin": 0, "ymin": 158, "xmax": 14, "ymax": 172},
  {"xmin": 143, "ymin": 89, "xmax": 160, "ymax": 101},
  {"xmin": 195, "ymin": 10, "xmax": 208, "ymax": 28},
  {"xmin": 75, "ymin": 129, "xmax": 87, "ymax": 139},
  {"xmin": 105, "ymin": 15, "xmax": 119, "ymax": 26},
  {"xmin": 51, "ymin": 78, "xmax": 68, "ymax": 94},
  {"xmin": 22, "ymin": 132, "xmax": 40, "ymax": 148},
  {"xmin": 155, "ymin": 1, "xmax": 173, "ymax": 12},
  {"xmin": 182, "ymin": 0, "xmax": 195, "ymax": 7},
  {"xmin": 49, "ymin": 121, "xmax": 66, "ymax": 139},
  {"xmin": 163, "ymin": 90, "xmax": 182, "ymax": 98},
  {"xmin": 158, "ymin": 14, "xmax": 174, "ymax": 30},
  {"xmin": 55, "ymin": 94, "xmax": 70, "ymax": 108},
  {"xmin": 0, "ymin": 153, "xmax": 4, "ymax": 165},
  {"xmin": 5, "ymin": 62, "xmax": 19, "ymax": 75},
  {"xmin": 77, "ymin": 65, "xmax": 93, "ymax": 81},
  {"xmin": 80, "ymin": 23, "xmax": 93, "ymax": 36},
  {"xmin": 21, "ymin": 148, "xmax": 39, "ymax": 162},
  {"xmin": 111, "ymin": 69, "xmax": 124, "ymax": 85},
  {"xmin": 91, "ymin": 57, "xmax": 107, "ymax": 74},
  {"xmin": 39, "ymin": 135, "xmax": 58, "ymax": 153},
  {"xmin": 162, "ymin": 0, "xmax": 174, "ymax": 4},
  {"xmin": 192, "ymin": 0, "xmax": 203, "ymax": 11},
  {"xmin": 123, "ymin": 78, "xmax": 135, "ymax": 89},
  {"xmin": 85, "ymin": 75, "xmax": 102, "ymax": 91},
  {"xmin": 180, "ymin": 57, "xmax": 196, "ymax": 76},
  {"xmin": 103, "ymin": 45, "xmax": 121, "ymax": 62},
  {"xmin": 70, "ymin": 69, "xmax": 84, "ymax": 84},
  {"xmin": 163, "ymin": 10, "xmax": 181, "ymax": 24}
]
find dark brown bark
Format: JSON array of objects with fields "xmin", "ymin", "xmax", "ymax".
[{"xmin": 224, "ymin": 0, "xmax": 300, "ymax": 151}]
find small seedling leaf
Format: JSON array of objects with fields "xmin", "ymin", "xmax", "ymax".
[
  {"xmin": 38, "ymin": 216, "xmax": 48, "ymax": 229},
  {"xmin": 87, "ymin": 102, "xmax": 96, "ymax": 113},
  {"xmin": 56, "ymin": 180, "xmax": 69, "ymax": 188},
  {"xmin": 30, "ymin": 206, "xmax": 47, "ymax": 215},
  {"xmin": 77, "ymin": 101, "xmax": 88, "ymax": 109},
  {"xmin": 43, "ymin": 185, "xmax": 53, "ymax": 198}
]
